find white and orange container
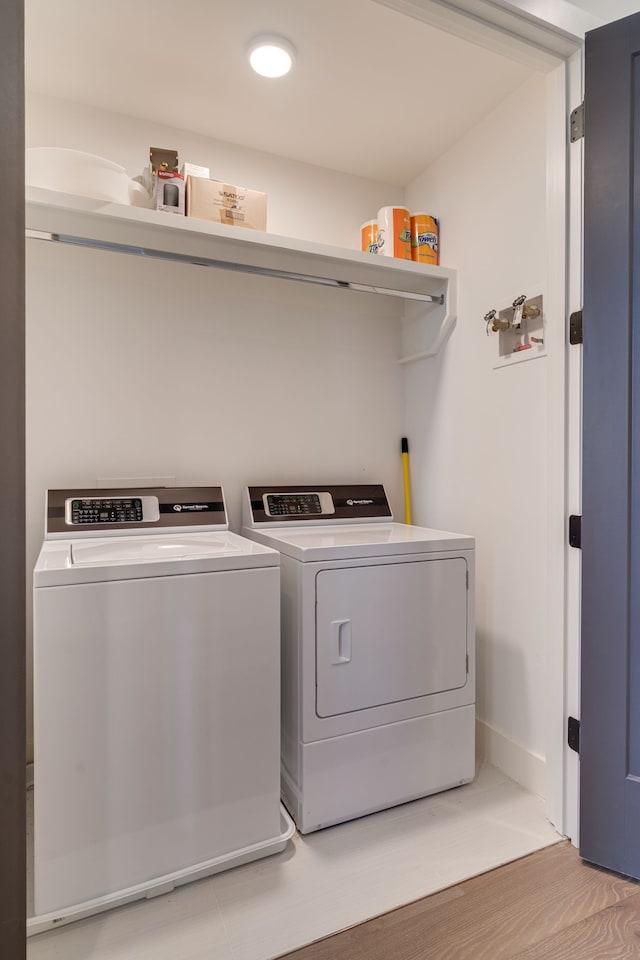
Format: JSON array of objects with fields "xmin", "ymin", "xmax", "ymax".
[
  {"xmin": 410, "ymin": 213, "xmax": 439, "ymax": 265},
  {"xmin": 377, "ymin": 206, "xmax": 411, "ymax": 260},
  {"xmin": 360, "ymin": 220, "xmax": 378, "ymax": 254}
]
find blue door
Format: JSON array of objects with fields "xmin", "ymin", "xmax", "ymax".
[{"xmin": 581, "ymin": 11, "xmax": 640, "ymax": 878}]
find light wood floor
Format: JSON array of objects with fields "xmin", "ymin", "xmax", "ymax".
[{"xmin": 283, "ymin": 842, "xmax": 640, "ymax": 960}]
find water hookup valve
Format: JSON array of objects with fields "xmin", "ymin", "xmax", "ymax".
[
  {"xmin": 485, "ymin": 295, "xmax": 541, "ymax": 335},
  {"xmin": 511, "ymin": 294, "xmax": 541, "ymax": 329},
  {"xmin": 484, "ymin": 308, "xmax": 510, "ymax": 335},
  {"xmin": 484, "ymin": 294, "xmax": 545, "ymax": 362}
]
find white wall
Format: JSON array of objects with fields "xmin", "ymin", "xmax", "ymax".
[
  {"xmin": 26, "ymin": 246, "xmax": 404, "ymax": 534},
  {"xmin": 25, "ymin": 96, "xmax": 406, "ymax": 761},
  {"xmin": 26, "ymin": 93, "xmax": 403, "ymax": 250},
  {"xmin": 25, "ymin": 81, "xmax": 555, "ymax": 800},
  {"xmin": 405, "ymin": 74, "xmax": 549, "ymax": 794}
]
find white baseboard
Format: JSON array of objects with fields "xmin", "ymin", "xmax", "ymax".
[
  {"xmin": 476, "ymin": 718, "xmax": 546, "ymax": 799},
  {"xmin": 26, "ymin": 731, "xmax": 545, "ymax": 799}
]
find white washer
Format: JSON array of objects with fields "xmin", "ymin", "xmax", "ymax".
[
  {"xmin": 32, "ymin": 485, "xmax": 290, "ymax": 933},
  {"xmin": 243, "ymin": 484, "xmax": 475, "ymax": 834}
]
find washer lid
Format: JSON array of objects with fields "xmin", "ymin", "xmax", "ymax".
[
  {"xmin": 243, "ymin": 522, "xmax": 474, "ymax": 562},
  {"xmin": 34, "ymin": 531, "xmax": 279, "ymax": 586},
  {"xmin": 70, "ymin": 536, "xmax": 243, "ymax": 565}
]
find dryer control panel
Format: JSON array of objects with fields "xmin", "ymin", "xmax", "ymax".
[
  {"xmin": 264, "ymin": 492, "xmax": 334, "ymax": 518},
  {"xmin": 245, "ymin": 484, "xmax": 393, "ymax": 526}
]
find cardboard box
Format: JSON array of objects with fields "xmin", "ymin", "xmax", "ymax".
[
  {"xmin": 180, "ymin": 162, "xmax": 210, "ymax": 180},
  {"xmin": 143, "ymin": 148, "xmax": 185, "ymax": 215},
  {"xmin": 186, "ymin": 177, "xmax": 267, "ymax": 231}
]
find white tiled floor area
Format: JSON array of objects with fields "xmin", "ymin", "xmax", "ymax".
[{"xmin": 27, "ymin": 764, "xmax": 561, "ymax": 960}]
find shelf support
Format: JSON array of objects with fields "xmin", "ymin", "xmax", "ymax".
[
  {"xmin": 397, "ymin": 276, "xmax": 457, "ymax": 365},
  {"xmin": 397, "ymin": 312, "xmax": 457, "ymax": 364}
]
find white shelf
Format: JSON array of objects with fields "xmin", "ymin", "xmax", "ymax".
[{"xmin": 25, "ymin": 187, "xmax": 457, "ymax": 364}]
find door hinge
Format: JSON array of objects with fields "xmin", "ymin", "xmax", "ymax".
[
  {"xmin": 466, "ymin": 653, "xmax": 469, "ymax": 674},
  {"xmin": 569, "ymin": 515, "xmax": 582, "ymax": 549},
  {"xmin": 570, "ymin": 102, "xmax": 585, "ymax": 142},
  {"xmin": 466, "ymin": 569, "xmax": 469, "ymax": 589},
  {"xmin": 568, "ymin": 716, "xmax": 580, "ymax": 753},
  {"xmin": 569, "ymin": 309, "xmax": 583, "ymax": 345}
]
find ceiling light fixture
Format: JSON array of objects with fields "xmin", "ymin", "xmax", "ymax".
[{"xmin": 248, "ymin": 35, "xmax": 296, "ymax": 78}]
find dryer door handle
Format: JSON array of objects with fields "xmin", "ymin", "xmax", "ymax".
[{"xmin": 330, "ymin": 619, "xmax": 352, "ymax": 664}]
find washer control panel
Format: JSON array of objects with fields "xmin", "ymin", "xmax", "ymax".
[
  {"xmin": 66, "ymin": 497, "xmax": 146, "ymax": 525},
  {"xmin": 45, "ymin": 486, "xmax": 228, "ymax": 538}
]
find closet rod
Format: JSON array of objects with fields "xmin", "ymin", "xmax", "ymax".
[{"xmin": 26, "ymin": 230, "xmax": 445, "ymax": 305}]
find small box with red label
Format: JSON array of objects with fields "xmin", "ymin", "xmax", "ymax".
[
  {"xmin": 142, "ymin": 148, "xmax": 186, "ymax": 215},
  {"xmin": 155, "ymin": 169, "xmax": 185, "ymax": 214}
]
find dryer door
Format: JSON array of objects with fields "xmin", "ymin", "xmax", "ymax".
[{"xmin": 315, "ymin": 558, "xmax": 468, "ymax": 718}]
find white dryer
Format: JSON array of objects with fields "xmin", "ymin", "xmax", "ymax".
[
  {"xmin": 243, "ymin": 484, "xmax": 475, "ymax": 834},
  {"xmin": 32, "ymin": 486, "xmax": 291, "ymax": 933}
]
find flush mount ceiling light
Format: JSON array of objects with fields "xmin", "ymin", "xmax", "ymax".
[{"xmin": 248, "ymin": 35, "xmax": 296, "ymax": 78}]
